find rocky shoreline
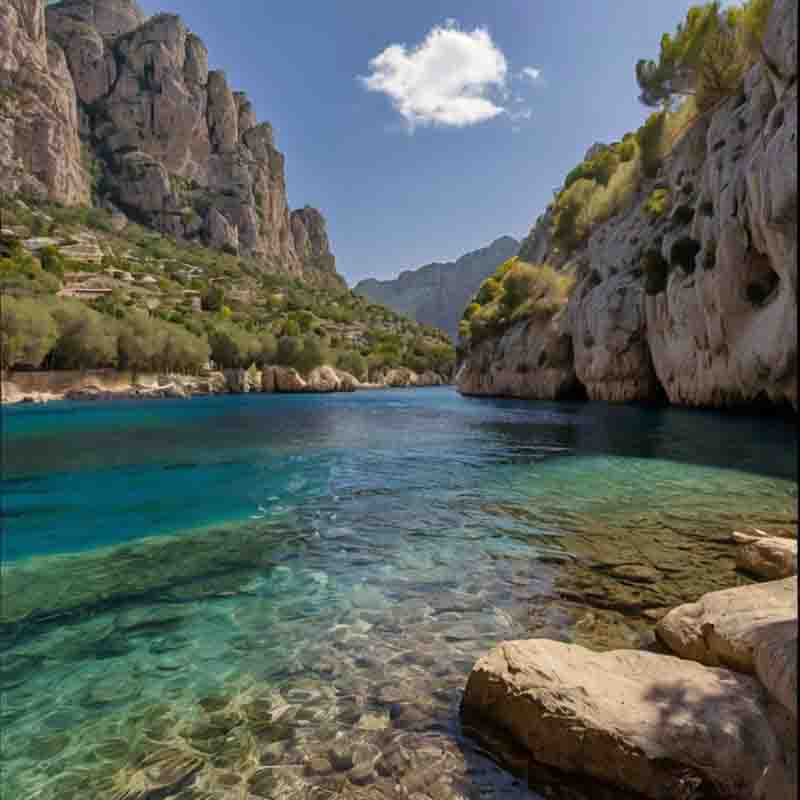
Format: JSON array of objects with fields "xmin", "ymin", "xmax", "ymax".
[
  {"xmin": 1, "ymin": 366, "xmax": 450, "ymax": 405},
  {"xmin": 461, "ymin": 529, "xmax": 798, "ymax": 799}
]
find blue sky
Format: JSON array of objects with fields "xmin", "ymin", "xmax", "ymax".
[{"xmin": 138, "ymin": 1, "xmax": 699, "ymax": 285}]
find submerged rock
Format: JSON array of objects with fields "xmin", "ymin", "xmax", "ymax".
[{"xmin": 462, "ymin": 638, "xmax": 780, "ymax": 799}]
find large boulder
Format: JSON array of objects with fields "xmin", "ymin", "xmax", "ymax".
[
  {"xmin": 754, "ymin": 619, "xmax": 798, "ymax": 718},
  {"xmin": 462, "ymin": 638, "xmax": 780, "ymax": 800},
  {"xmin": 334, "ymin": 370, "xmax": 359, "ymax": 392},
  {"xmin": 261, "ymin": 366, "xmax": 276, "ymax": 394},
  {"xmin": 656, "ymin": 577, "xmax": 797, "ymax": 673},
  {"xmin": 274, "ymin": 367, "xmax": 307, "ymax": 393},
  {"xmin": 306, "ymin": 366, "xmax": 341, "ymax": 393},
  {"xmin": 223, "ymin": 368, "xmax": 249, "ymax": 394},
  {"xmin": 734, "ymin": 531, "xmax": 798, "ymax": 580}
]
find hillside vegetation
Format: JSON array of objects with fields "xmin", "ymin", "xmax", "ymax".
[{"xmin": 0, "ymin": 200, "xmax": 456, "ymax": 381}]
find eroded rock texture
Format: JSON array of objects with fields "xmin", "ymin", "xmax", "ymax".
[
  {"xmin": 463, "ymin": 639, "xmax": 782, "ymax": 800},
  {"xmin": 0, "ymin": 0, "xmax": 90, "ymax": 204},
  {"xmin": 1, "ymin": 0, "xmax": 341, "ymax": 286},
  {"xmin": 459, "ymin": 0, "xmax": 797, "ymax": 410}
]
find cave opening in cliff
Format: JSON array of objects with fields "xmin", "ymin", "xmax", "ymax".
[{"xmin": 745, "ymin": 250, "xmax": 781, "ymax": 306}]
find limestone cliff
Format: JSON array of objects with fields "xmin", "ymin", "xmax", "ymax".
[
  {"xmin": 355, "ymin": 237, "xmax": 520, "ymax": 339},
  {"xmin": 0, "ymin": 0, "xmax": 90, "ymax": 204},
  {"xmin": 458, "ymin": 0, "xmax": 797, "ymax": 410},
  {"xmin": 0, "ymin": 0, "xmax": 342, "ymax": 288}
]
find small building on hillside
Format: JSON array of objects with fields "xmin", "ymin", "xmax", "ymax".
[{"xmin": 59, "ymin": 285, "xmax": 114, "ymax": 301}]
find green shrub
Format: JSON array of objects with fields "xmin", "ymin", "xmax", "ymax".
[
  {"xmin": 51, "ymin": 302, "xmax": 118, "ymax": 369},
  {"xmin": 209, "ymin": 323, "xmax": 260, "ymax": 369},
  {"xmin": 615, "ymin": 135, "xmax": 638, "ymax": 162},
  {"xmin": 118, "ymin": 312, "xmax": 209, "ymax": 373},
  {"xmin": 337, "ymin": 350, "xmax": 367, "ymax": 380},
  {"xmin": 463, "ymin": 259, "xmax": 574, "ymax": 344},
  {"xmin": 475, "ymin": 276, "xmax": 502, "ymax": 305},
  {"xmin": 637, "ymin": 112, "xmax": 667, "ymax": 178},
  {"xmin": 563, "ymin": 148, "xmax": 620, "ymax": 192},
  {"xmin": 257, "ymin": 332, "xmax": 278, "ymax": 366},
  {"xmin": 1, "ymin": 296, "xmax": 58, "ymax": 369},
  {"xmin": 552, "ymin": 193, "xmax": 584, "ymax": 253},
  {"xmin": 39, "ymin": 245, "xmax": 65, "ymax": 278},
  {"xmin": 644, "ymin": 188, "xmax": 671, "ymax": 218},
  {"xmin": 636, "ymin": 0, "xmax": 773, "ymax": 112},
  {"xmin": 295, "ymin": 335, "xmax": 326, "ymax": 375},
  {"xmin": 202, "ymin": 286, "xmax": 225, "ymax": 312}
]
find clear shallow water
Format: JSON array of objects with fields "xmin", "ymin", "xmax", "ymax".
[{"xmin": 1, "ymin": 388, "xmax": 797, "ymax": 800}]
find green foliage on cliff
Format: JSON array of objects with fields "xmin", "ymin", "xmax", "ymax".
[
  {"xmin": 644, "ymin": 188, "xmax": 672, "ymax": 218},
  {"xmin": 461, "ymin": 258, "xmax": 574, "ymax": 344},
  {"xmin": 550, "ymin": 144, "xmax": 643, "ymax": 256},
  {"xmin": 636, "ymin": 0, "xmax": 774, "ymax": 111},
  {"xmin": 511, "ymin": 0, "xmax": 771, "ymax": 282}
]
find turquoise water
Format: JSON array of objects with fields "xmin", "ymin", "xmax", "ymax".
[{"xmin": 1, "ymin": 388, "xmax": 797, "ymax": 799}]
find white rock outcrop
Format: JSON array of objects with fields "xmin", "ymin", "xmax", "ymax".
[
  {"xmin": 656, "ymin": 577, "xmax": 797, "ymax": 673},
  {"xmin": 458, "ymin": 0, "xmax": 797, "ymax": 410},
  {"xmin": 463, "ymin": 638, "xmax": 782, "ymax": 800}
]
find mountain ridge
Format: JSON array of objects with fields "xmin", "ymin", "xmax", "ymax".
[{"xmin": 355, "ymin": 235, "xmax": 520, "ymax": 339}]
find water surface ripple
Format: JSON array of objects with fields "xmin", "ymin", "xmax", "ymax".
[{"xmin": 1, "ymin": 388, "xmax": 796, "ymax": 799}]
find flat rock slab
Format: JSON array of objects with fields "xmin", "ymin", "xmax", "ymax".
[
  {"xmin": 656, "ymin": 577, "xmax": 797, "ymax": 673},
  {"xmin": 734, "ymin": 532, "xmax": 798, "ymax": 580},
  {"xmin": 463, "ymin": 639, "xmax": 779, "ymax": 800}
]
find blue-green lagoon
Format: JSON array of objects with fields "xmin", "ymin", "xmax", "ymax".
[{"xmin": 1, "ymin": 388, "xmax": 797, "ymax": 799}]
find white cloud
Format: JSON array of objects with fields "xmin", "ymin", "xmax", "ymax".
[
  {"xmin": 520, "ymin": 66, "xmax": 543, "ymax": 83},
  {"xmin": 360, "ymin": 22, "xmax": 509, "ymax": 130},
  {"xmin": 509, "ymin": 108, "xmax": 532, "ymax": 122}
]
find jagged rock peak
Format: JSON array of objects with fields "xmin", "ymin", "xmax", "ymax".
[
  {"xmin": 46, "ymin": 0, "xmax": 147, "ymax": 40},
  {"xmin": 35, "ymin": 0, "xmax": 344, "ymax": 285}
]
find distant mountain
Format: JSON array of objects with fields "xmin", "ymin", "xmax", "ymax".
[{"xmin": 355, "ymin": 236, "xmax": 520, "ymax": 339}]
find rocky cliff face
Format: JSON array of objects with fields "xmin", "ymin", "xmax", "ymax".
[
  {"xmin": 0, "ymin": 0, "xmax": 342, "ymax": 288},
  {"xmin": 459, "ymin": 0, "xmax": 797, "ymax": 410},
  {"xmin": 0, "ymin": 0, "xmax": 90, "ymax": 204},
  {"xmin": 355, "ymin": 237, "xmax": 519, "ymax": 339}
]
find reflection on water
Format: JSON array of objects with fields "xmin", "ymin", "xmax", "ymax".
[{"xmin": 1, "ymin": 389, "xmax": 797, "ymax": 799}]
